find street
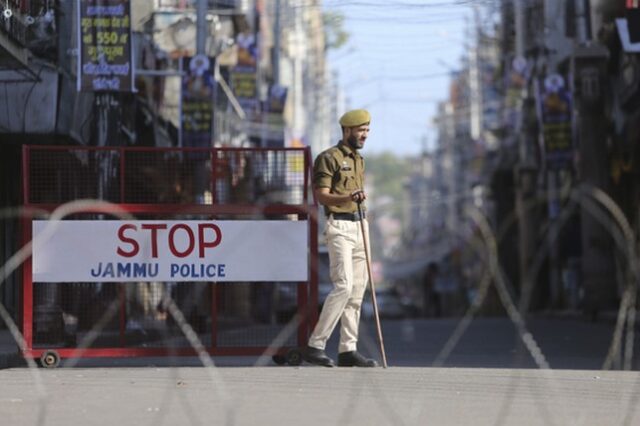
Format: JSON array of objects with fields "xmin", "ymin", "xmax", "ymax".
[
  {"xmin": 2, "ymin": 1, "xmax": 640, "ymax": 424},
  {"xmin": 1, "ymin": 366, "xmax": 638, "ymax": 426},
  {"xmin": 1, "ymin": 316, "xmax": 639, "ymax": 425}
]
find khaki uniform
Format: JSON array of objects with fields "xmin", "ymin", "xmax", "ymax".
[
  {"xmin": 313, "ymin": 142, "xmax": 366, "ymax": 216},
  {"xmin": 308, "ymin": 141, "xmax": 370, "ymax": 353}
]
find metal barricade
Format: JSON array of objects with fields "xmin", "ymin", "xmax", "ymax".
[{"xmin": 21, "ymin": 146, "xmax": 319, "ymax": 367}]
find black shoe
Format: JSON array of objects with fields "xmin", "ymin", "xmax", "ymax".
[
  {"xmin": 303, "ymin": 346, "xmax": 335, "ymax": 367},
  {"xmin": 337, "ymin": 351, "xmax": 378, "ymax": 367}
]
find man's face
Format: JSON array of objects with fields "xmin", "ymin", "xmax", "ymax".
[{"xmin": 346, "ymin": 124, "xmax": 370, "ymax": 150}]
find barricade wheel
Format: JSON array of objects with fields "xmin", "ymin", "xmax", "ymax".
[
  {"xmin": 272, "ymin": 355, "xmax": 286, "ymax": 365},
  {"xmin": 39, "ymin": 350, "xmax": 60, "ymax": 369},
  {"xmin": 286, "ymin": 349, "xmax": 302, "ymax": 366}
]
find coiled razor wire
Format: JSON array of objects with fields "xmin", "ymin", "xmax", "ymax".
[{"xmin": 1, "ymin": 188, "xmax": 640, "ymax": 425}]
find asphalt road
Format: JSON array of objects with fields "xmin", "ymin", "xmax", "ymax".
[
  {"xmin": 1, "ymin": 316, "xmax": 639, "ymax": 425},
  {"xmin": 0, "ymin": 366, "xmax": 638, "ymax": 425}
]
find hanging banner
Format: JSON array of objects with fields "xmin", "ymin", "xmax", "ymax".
[
  {"xmin": 536, "ymin": 74, "xmax": 573, "ymax": 169},
  {"xmin": 231, "ymin": 30, "xmax": 259, "ymax": 117},
  {"xmin": 32, "ymin": 220, "xmax": 308, "ymax": 283},
  {"xmin": 503, "ymin": 56, "xmax": 527, "ymax": 131},
  {"xmin": 181, "ymin": 54, "xmax": 214, "ymax": 148},
  {"xmin": 76, "ymin": 0, "xmax": 134, "ymax": 92},
  {"xmin": 230, "ymin": 68, "xmax": 258, "ymax": 114},
  {"xmin": 266, "ymin": 84, "xmax": 287, "ymax": 116}
]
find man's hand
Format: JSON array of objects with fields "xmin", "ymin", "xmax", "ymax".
[
  {"xmin": 314, "ymin": 187, "xmax": 366, "ymax": 206},
  {"xmin": 351, "ymin": 189, "xmax": 366, "ymax": 204}
]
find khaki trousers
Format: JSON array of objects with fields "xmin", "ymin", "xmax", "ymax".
[{"xmin": 308, "ymin": 217, "xmax": 369, "ymax": 353}]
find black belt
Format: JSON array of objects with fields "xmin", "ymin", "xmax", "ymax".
[{"xmin": 329, "ymin": 211, "xmax": 366, "ymax": 221}]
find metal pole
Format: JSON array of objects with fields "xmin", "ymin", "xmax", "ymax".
[
  {"xmin": 178, "ymin": 58, "xmax": 183, "ymax": 148},
  {"xmin": 196, "ymin": 0, "xmax": 207, "ymax": 55},
  {"xmin": 357, "ymin": 202, "xmax": 388, "ymax": 368},
  {"xmin": 575, "ymin": 0, "xmax": 589, "ymax": 44},
  {"xmin": 547, "ymin": 170, "xmax": 561, "ymax": 308},
  {"xmin": 513, "ymin": 0, "xmax": 538, "ymax": 312},
  {"xmin": 273, "ymin": 0, "xmax": 281, "ymax": 86},
  {"xmin": 514, "ymin": 0, "xmax": 525, "ymax": 59}
]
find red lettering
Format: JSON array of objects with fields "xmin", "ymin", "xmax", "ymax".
[
  {"xmin": 141, "ymin": 223, "xmax": 167, "ymax": 258},
  {"xmin": 198, "ymin": 223, "xmax": 222, "ymax": 257},
  {"xmin": 117, "ymin": 222, "xmax": 221, "ymax": 259},
  {"xmin": 168, "ymin": 224, "xmax": 195, "ymax": 257},
  {"xmin": 117, "ymin": 224, "xmax": 139, "ymax": 257}
]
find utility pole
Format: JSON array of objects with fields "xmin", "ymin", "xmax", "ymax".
[
  {"xmin": 259, "ymin": 0, "xmax": 282, "ymax": 149},
  {"xmin": 571, "ymin": 1, "xmax": 615, "ymax": 319},
  {"xmin": 273, "ymin": 0, "xmax": 281, "ymax": 86},
  {"xmin": 192, "ymin": 0, "xmax": 209, "ymax": 199},
  {"xmin": 196, "ymin": 0, "xmax": 206, "ymax": 55},
  {"xmin": 513, "ymin": 0, "xmax": 539, "ymax": 312},
  {"xmin": 542, "ymin": 0, "xmax": 565, "ymax": 309}
]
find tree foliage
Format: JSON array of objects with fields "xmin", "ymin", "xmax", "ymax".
[
  {"xmin": 366, "ymin": 152, "xmax": 409, "ymax": 219},
  {"xmin": 323, "ymin": 11, "xmax": 349, "ymax": 51}
]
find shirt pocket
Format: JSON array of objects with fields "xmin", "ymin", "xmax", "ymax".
[{"xmin": 342, "ymin": 173, "xmax": 357, "ymax": 191}]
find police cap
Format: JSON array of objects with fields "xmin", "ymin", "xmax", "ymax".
[{"xmin": 339, "ymin": 109, "xmax": 371, "ymax": 128}]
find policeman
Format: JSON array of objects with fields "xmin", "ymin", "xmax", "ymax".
[{"xmin": 303, "ymin": 109, "xmax": 378, "ymax": 367}]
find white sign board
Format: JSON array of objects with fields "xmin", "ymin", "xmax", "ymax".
[{"xmin": 32, "ymin": 220, "xmax": 308, "ymax": 282}]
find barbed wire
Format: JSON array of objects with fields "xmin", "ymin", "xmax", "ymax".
[{"xmin": 1, "ymin": 186, "xmax": 640, "ymax": 424}]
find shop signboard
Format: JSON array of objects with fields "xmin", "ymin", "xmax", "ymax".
[
  {"xmin": 536, "ymin": 74, "xmax": 573, "ymax": 169},
  {"xmin": 181, "ymin": 54, "xmax": 214, "ymax": 148},
  {"xmin": 77, "ymin": 0, "xmax": 134, "ymax": 92},
  {"xmin": 231, "ymin": 30, "xmax": 259, "ymax": 116}
]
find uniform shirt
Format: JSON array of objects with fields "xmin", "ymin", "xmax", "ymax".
[{"xmin": 313, "ymin": 141, "xmax": 366, "ymax": 216}]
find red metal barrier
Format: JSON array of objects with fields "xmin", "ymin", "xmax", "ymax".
[{"xmin": 21, "ymin": 145, "xmax": 319, "ymax": 366}]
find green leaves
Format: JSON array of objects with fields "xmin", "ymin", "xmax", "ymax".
[{"xmin": 323, "ymin": 11, "xmax": 350, "ymax": 51}]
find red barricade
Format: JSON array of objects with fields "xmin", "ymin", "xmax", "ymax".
[{"xmin": 21, "ymin": 146, "xmax": 319, "ymax": 366}]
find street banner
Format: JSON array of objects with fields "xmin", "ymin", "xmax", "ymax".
[
  {"xmin": 231, "ymin": 30, "xmax": 259, "ymax": 117},
  {"xmin": 33, "ymin": 220, "xmax": 308, "ymax": 282},
  {"xmin": 181, "ymin": 55, "xmax": 214, "ymax": 149},
  {"xmin": 76, "ymin": 0, "xmax": 134, "ymax": 92},
  {"xmin": 503, "ymin": 56, "xmax": 527, "ymax": 131},
  {"xmin": 536, "ymin": 74, "xmax": 574, "ymax": 169},
  {"xmin": 230, "ymin": 67, "xmax": 258, "ymax": 114},
  {"xmin": 266, "ymin": 84, "xmax": 287, "ymax": 117}
]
